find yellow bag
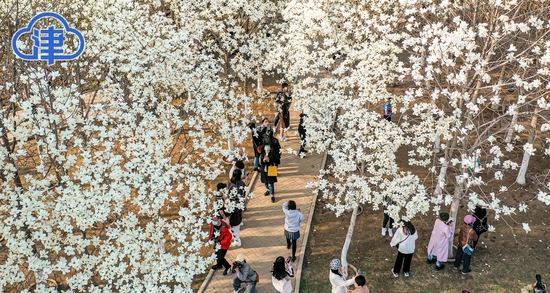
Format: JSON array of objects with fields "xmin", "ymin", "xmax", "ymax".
[{"xmin": 267, "ymin": 165, "xmax": 278, "ymax": 177}]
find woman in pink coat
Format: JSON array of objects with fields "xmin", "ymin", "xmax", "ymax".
[{"xmin": 426, "ymin": 212, "xmax": 453, "ymax": 270}]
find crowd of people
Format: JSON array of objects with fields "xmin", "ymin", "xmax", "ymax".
[
  {"xmin": 325, "ymin": 208, "xmax": 489, "ymax": 293},
  {"xmin": 207, "ymin": 83, "xmax": 310, "ymax": 293},
  {"xmin": 381, "ymin": 206, "xmax": 489, "ymax": 279},
  {"xmin": 204, "ymin": 83, "xmax": 528, "ymax": 292}
]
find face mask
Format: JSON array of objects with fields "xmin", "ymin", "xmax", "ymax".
[
  {"xmin": 212, "ymin": 221, "xmax": 219, "ymax": 226},
  {"xmin": 265, "ymin": 145, "xmax": 271, "ymax": 151}
]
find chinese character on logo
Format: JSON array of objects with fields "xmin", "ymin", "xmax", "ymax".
[{"xmin": 12, "ymin": 12, "xmax": 85, "ymax": 65}]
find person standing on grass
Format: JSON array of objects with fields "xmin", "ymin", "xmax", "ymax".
[
  {"xmin": 271, "ymin": 256, "xmax": 295, "ymax": 293},
  {"xmin": 346, "ymin": 275, "xmax": 370, "ymax": 293},
  {"xmin": 381, "ymin": 195, "xmax": 395, "ymax": 237},
  {"xmin": 208, "ymin": 215, "xmax": 232, "ymax": 275},
  {"xmin": 274, "ymin": 83, "xmax": 292, "ymax": 141},
  {"xmin": 282, "ymin": 200, "xmax": 305, "ymax": 262},
  {"xmin": 383, "ymin": 98, "xmax": 393, "ymax": 121},
  {"xmin": 427, "ymin": 212, "xmax": 454, "ymax": 270},
  {"xmin": 390, "ymin": 221, "xmax": 418, "ymax": 278},
  {"xmin": 260, "ymin": 129, "xmax": 281, "ymax": 203},
  {"xmin": 453, "ymin": 214, "xmax": 478, "ymax": 275},
  {"xmin": 329, "ymin": 259, "xmax": 355, "ymax": 293},
  {"xmin": 472, "ymin": 205, "xmax": 488, "ymax": 248}
]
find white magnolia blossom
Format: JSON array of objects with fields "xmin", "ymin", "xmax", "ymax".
[
  {"xmin": 2, "ymin": 0, "xmax": 550, "ymax": 290},
  {"xmin": 1, "ymin": 0, "xmax": 279, "ymax": 291}
]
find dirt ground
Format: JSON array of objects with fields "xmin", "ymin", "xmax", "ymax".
[{"xmin": 300, "ymin": 153, "xmax": 550, "ymax": 293}]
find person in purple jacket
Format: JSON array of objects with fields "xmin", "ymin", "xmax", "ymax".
[{"xmin": 426, "ymin": 212, "xmax": 454, "ymax": 270}]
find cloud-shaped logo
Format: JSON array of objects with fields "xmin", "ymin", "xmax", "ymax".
[{"xmin": 11, "ymin": 12, "xmax": 85, "ymax": 65}]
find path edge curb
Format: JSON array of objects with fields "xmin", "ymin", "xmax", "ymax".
[
  {"xmin": 197, "ymin": 169, "xmax": 261, "ymax": 293},
  {"xmin": 294, "ymin": 149, "xmax": 328, "ymax": 293}
]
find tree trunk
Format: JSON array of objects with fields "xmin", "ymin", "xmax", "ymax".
[
  {"xmin": 435, "ymin": 135, "xmax": 456, "ymax": 197},
  {"xmin": 504, "ymin": 109, "xmax": 518, "ymax": 143},
  {"xmin": 257, "ymin": 63, "xmax": 263, "ymax": 97},
  {"xmin": 516, "ymin": 108, "xmax": 539, "ymax": 185},
  {"xmin": 35, "ymin": 135, "xmax": 48, "ymax": 177},
  {"xmin": 341, "ymin": 205, "xmax": 358, "ymax": 277},
  {"xmin": 447, "ymin": 178, "xmax": 464, "ymax": 258},
  {"xmin": 435, "ymin": 160, "xmax": 448, "ymax": 197},
  {"xmin": 431, "ymin": 100, "xmax": 441, "ymax": 152}
]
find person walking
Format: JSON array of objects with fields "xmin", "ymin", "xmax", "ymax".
[
  {"xmin": 251, "ymin": 118, "xmax": 271, "ymax": 171},
  {"xmin": 229, "ymin": 160, "xmax": 248, "ymax": 184},
  {"xmin": 273, "ymin": 83, "xmax": 292, "ymax": 141},
  {"xmin": 232, "ymin": 254, "xmax": 258, "ymax": 293},
  {"xmin": 346, "ymin": 275, "xmax": 370, "ymax": 293},
  {"xmin": 427, "ymin": 212, "xmax": 454, "ymax": 270},
  {"xmin": 228, "ymin": 169, "xmax": 247, "ymax": 204},
  {"xmin": 472, "ymin": 205, "xmax": 488, "ymax": 248},
  {"xmin": 228, "ymin": 170, "xmax": 246, "ymax": 247},
  {"xmin": 260, "ymin": 129, "xmax": 281, "ymax": 202},
  {"xmin": 390, "ymin": 221, "xmax": 418, "ymax": 277},
  {"xmin": 453, "ymin": 214, "xmax": 478, "ymax": 275},
  {"xmin": 271, "ymin": 256, "xmax": 295, "ymax": 293},
  {"xmin": 329, "ymin": 259, "xmax": 355, "ymax": 293},
  {"xmin": 208, "ymin": 215, "xmax": 232, "ymax": 275},
  {"xmin": 283, "ymin": 200, "xmax": 305, "ymax": 262},
  {"xmin": 215, "ymin": 183, "xmax": 229, "ymax": 223},
  {"xmin": 298, "ymin": 112, "xmax": 307, "ymax": 155}
]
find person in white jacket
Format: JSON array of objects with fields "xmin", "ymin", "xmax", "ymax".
[
  {"xmin": 282, "ymin": 200, "xmax": 305, "ymax": 262},
  {"xmin": 329, "ymin": 259, "xmax": 355, "ymax": 293},
  {"xmin": 390, "ymin": 221, "xmax": 419, "ymax": 278},
  {"xmin": 271, "ymin": 256, "xmax": 294, "ymax": 293}
]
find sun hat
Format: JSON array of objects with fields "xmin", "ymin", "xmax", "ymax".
[{"xmin": 464, "ymin": 214, "xmax": 476, "ymax": 224}]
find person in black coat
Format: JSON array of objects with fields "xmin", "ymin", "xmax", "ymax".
[
  {"xmin": 472, "ymin": 205, "xmax": 488, "ymax": 248},
  {"xmin": 298, "ymin": 112, "xmax": 307, "ymax": 155},
  {"xmin": 260, "ymin": 129, "xmax": 281, "ymax": 203},
  {"xmin": 251, "ymin": 118, "xmax": 271, "ymax": 171}
]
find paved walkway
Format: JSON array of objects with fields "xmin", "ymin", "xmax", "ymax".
[{"xmin": 199, "ymin": 109, "xmax": 324, "ymax": 293}]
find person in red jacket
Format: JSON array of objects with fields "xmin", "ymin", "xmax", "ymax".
[{"xmin": 209, "ymin": 215, "xmax": 233, "ymax": 275}]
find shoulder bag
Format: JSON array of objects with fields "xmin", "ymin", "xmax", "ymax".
[{"xmin": 462, "ymin": 229, "xmax": 475, "ymax": 255}]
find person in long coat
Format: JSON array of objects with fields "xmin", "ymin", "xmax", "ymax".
[
  {"xmin": 260, "ymin": 130, "xmax": 281, "ymax": 203},
  {"xmin": 472, "ymin": 205, "xmax": 488, "ymax": 248},
  {"xmin": 426, "ymin": 212, "xmax": 453, "ymax": 270}
]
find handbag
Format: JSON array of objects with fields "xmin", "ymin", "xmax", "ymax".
[
  {"xmin": 268, "ymin": 165, "xmax": 278, "ymax": 176},
  {"xmin": 462, "ymin": 229, "xmax": 475, "ymax": 255},
  {"xmin": 474, "ymin": 216, "xmax": 488, "ymax": 233}
]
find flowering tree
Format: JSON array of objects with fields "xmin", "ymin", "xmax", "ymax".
[
  {"xmin": 171, "ymin": 0, "xmax": 283, "ymax": 157},
  {"xmin": 394, "ymin": 0, "xmax": 550, "ymax": 245},
  {"xmin": 277, "ymin": 0, "xmax": 431, "ymax": 274},
  {"xmin": 0, "ymin": 0, "xmax": 262, "ymax": 291}
]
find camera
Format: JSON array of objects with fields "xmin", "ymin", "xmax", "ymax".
[
  {"xmin": 232, "ymin": 261, "xmax": 244, "ymax": 269},
  {"xmin": 534, "ymin": 274, "xmax": 546, "ymax": 293}
]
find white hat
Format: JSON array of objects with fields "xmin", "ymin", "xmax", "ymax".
[{"xmin": 235, "ymin": 254, "xmax": 245, "ymax": 262}]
